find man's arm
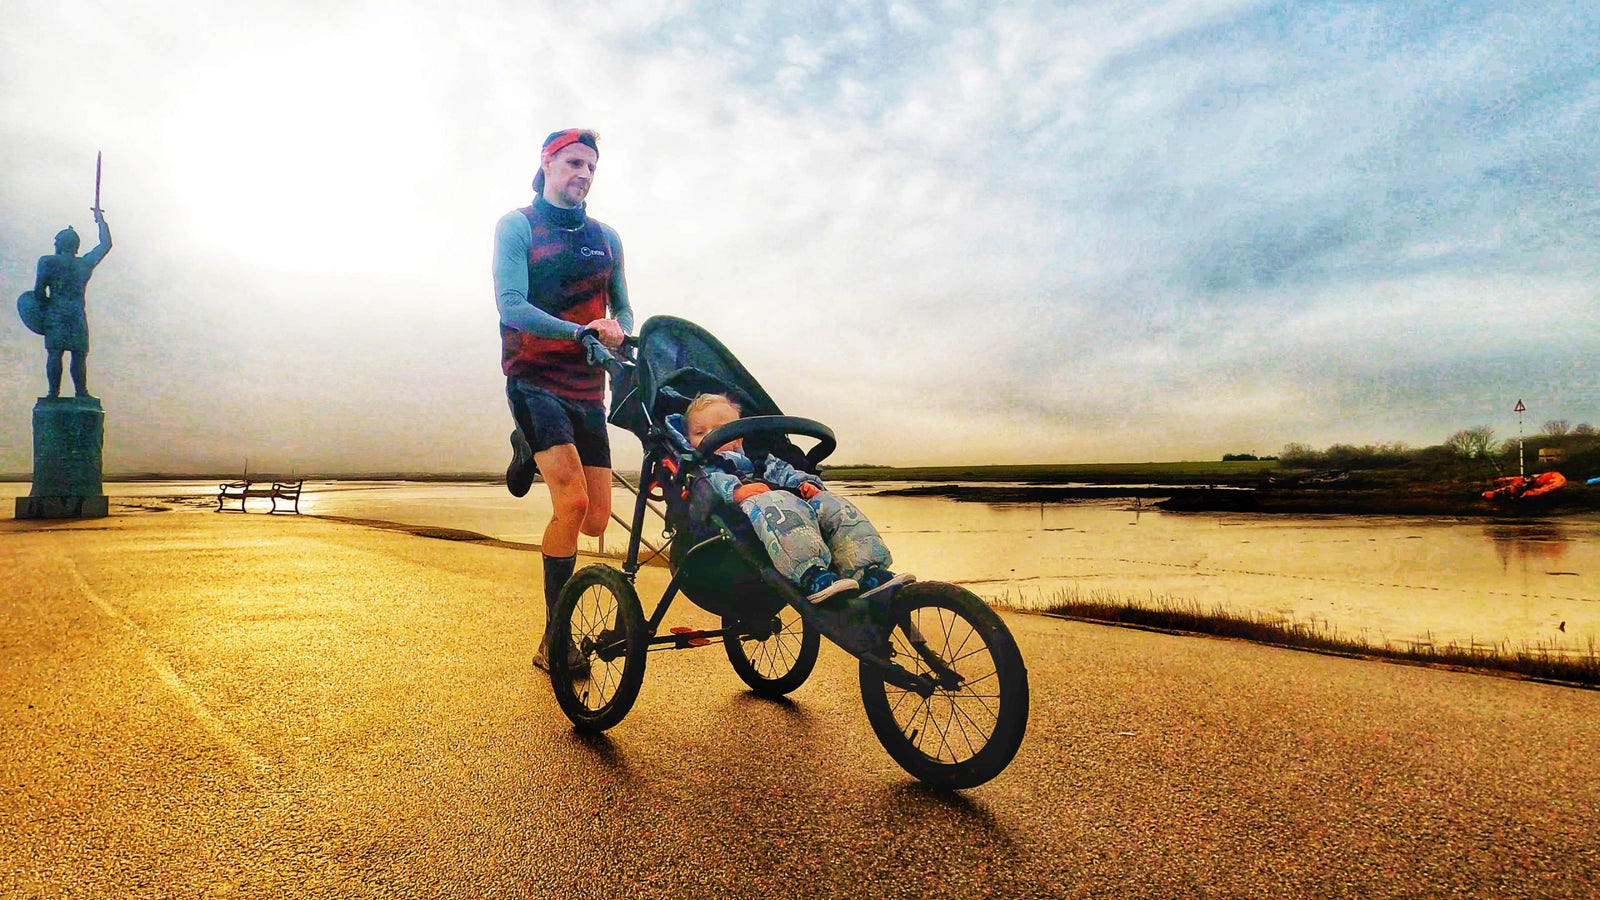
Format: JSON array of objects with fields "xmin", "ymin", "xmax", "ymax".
[
  {"xmin": 604, "ymin": 225, "xmax": 633, "ymax": 335},
  {"xmin": 492, "ymin": 211, "xmax": 583, "ymax": 340},
  {"xmin": 582, "ymin": 224, "xmax": 632, "ymax": 348},
  {"xmin": 82, "ymin": 213, "xmax": 112, "ymax": 268}
]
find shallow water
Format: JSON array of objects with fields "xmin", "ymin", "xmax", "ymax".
[{"xmin": 5, "ymin": 480, "xmax": 1595, "ymax": 653}]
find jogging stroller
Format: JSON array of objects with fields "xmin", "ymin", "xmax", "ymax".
[{"xmin": 549, "ymin": 315, "xmax": 1029, "ymax": 789}]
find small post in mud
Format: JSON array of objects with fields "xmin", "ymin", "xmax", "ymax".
[{"xmin": 1514, "ymin": 399, "xmax": 1526, "ymax": 478}]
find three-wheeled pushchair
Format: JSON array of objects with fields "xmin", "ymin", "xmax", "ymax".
[{"xmin": 549, "ymin": 315, "xmax": 1029, "ymax": 790}]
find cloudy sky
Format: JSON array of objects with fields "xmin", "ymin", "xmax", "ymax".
[{"xmin": 2, "ymin": 0, "xmax": 1595, "ymax": 475}]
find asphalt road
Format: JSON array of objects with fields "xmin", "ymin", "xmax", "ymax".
[{"xmin": 2, "ymin": 510, "xmax": 1597, "ymax": 899}]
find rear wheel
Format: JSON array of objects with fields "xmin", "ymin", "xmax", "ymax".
[
  {"xmin": 859, "ymin": 583, "xmax": 1029, "ymax": 790},
  {"xmin": 550, "ymin": 565, "xmax": 647, "ymax": 731},
  {"xmin": 723, "ymin": 604, "xmax": 820, "ymax": 697}
]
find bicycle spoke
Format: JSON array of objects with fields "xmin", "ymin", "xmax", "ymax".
[
  {"xmin": 887, "ymin": 686, "xmax": 915, "ymax": 717},
  {"xmin": 945, "ymin": 694, "xmax": 978, "ymax": 754},
  {"xmin": 949, "ymin": 642, "xmax": 993, "ymax": 668},
  {"xmin": 906, "ymin": 695, "xmax": 933, "ymax": 754},
  {"xmin": 944, "ymin": 616, "xmax": 978, "ymax": 669},
  {"xmin": 949, "ymin": 694, "xmax": 993, "ymax": 747},
  {"xmin": 923, "ymin": 695, "xmax": 958, "ymax": 762}
]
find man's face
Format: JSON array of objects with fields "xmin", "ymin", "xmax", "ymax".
[
  {"xmin": 542, "ymin": 143, "xmax": 598, "ymax": 208},
  {"xmin": 687, "ymin": 401, "xmax": 741, "ymax": 450}
]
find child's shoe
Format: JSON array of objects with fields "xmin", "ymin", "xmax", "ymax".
[
  {"xmin": 858, "ymin": 566, "xmax": 915, "ymax": 603},
  {"xmin": 803, "ymin": 569, "xmax": 859, "ymax": 605}
]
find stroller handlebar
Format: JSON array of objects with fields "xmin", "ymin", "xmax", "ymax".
[
  {"xmin": 579, "ymin": 330, "xmax": 638, "ymax": 370},
  {"xmin": 693, "ymin": 415, "xmax": 837, "ymax": 470}
]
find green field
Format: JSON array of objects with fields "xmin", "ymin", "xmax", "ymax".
[{"xmin": 821, "ymin": 460, "xmax": 1279, "ymax": 485}]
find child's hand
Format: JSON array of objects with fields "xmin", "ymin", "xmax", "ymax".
[
  {"xmin": 797, "ymin": 483, "xmax": 823, "ymax": 500},
  {"xmin": 733, "ymin": 483, "xmax": 772, "ymax": 503}
]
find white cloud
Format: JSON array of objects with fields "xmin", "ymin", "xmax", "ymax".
[{"xmin": 2, "ymin": 0, "xmax": 1596, "ymax": 474}]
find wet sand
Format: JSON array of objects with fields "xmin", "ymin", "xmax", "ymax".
[{"xmin": 10, "ymin": 481, "xmax": 1590, "ymax": 653}]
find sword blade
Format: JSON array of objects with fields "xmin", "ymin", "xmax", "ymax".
[{"xmin": 94, "ymin": 151, "xmax": 102, "ymax": 212}]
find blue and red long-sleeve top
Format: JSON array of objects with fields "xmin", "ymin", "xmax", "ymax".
[{"xmin": 493, "ymin": 196, "xmax": 632, "ymax": 401}]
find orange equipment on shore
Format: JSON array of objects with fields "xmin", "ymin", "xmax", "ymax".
[{"xmin": 1482, "ymin": 471, "xmax": 1567, "ymax": 501}]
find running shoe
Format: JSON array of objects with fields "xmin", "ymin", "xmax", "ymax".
[
  {"xmin": 507, "ymin": 429, "xmax": 537, "ymax": 498},
  {"xmin": 532, "ymin": 633, "xmax": 590, "ymax": 676}
]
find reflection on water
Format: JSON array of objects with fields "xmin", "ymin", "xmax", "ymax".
[
  {"xmin": 6, "ymin": 480, "xmax": 1595, "ymax": 652},
  {"xmin": 1484, "ymin": 524, "xmax": 1571, "ymax": 566},
  {"xmin": 839, "ymin": 489, "xmax": 1600, "ymax": 655}
]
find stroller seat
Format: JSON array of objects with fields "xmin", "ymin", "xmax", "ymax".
[{"xmin": 658, "ymin": 414, "xmax": 794, "ymax": 623}]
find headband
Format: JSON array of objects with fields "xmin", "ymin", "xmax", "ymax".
[{"xmin": 542, "ymin": 129, "xmax": 595, "ymax": 164}]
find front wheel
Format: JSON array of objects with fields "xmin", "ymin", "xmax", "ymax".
[
  {"xmin": 723, "ymin": 604, "xmax": 820, "ymax": 697},
  {"xmin": 859, "ymin": 583, "xmax": 1029, "ymax": 790},
  {"xmin": 550, "ymin": 565, "xmax": 647, "ymax": 731}
]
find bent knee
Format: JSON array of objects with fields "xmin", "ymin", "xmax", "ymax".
[
  {"xmin": 580, "ymin": 501, "xmax": 611, "ymax": 536},
  {"xmin": 552, "ymin": 492, "xmax": 590, "ymax": 523}
]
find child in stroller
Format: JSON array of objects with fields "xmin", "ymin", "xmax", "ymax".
[
  {"xmin": 679, "ymin": 392, "xmax": 915, "ymax": 605},
  {"xmin": 540, "ymin": 317, "xmax": 1028, "ymax": 789}
]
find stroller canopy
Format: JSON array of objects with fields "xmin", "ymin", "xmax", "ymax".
[{"xmin": 609, "ymin": 316, "xmax": 782, "ymax": 440}]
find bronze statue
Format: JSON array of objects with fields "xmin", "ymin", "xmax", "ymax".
[{"xmin": 17, "ymin": 208, "xmax": 111, "ymax": 398}]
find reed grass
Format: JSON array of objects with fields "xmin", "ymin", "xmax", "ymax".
[{"xmin": 989, "ymin": 585, "xmax": 1600, "ymax": 688}]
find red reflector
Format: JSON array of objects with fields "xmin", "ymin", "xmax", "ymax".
[{"xmin": 670, "ymin": 626, "xmax": 711, "ymax": 647}]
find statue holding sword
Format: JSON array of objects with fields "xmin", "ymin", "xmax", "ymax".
[{"xmin": 17, "ymin": 152, "xmax": 113, "ymax": 398}]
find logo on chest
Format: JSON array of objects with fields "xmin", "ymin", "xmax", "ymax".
[{"xmin": 578, "ymin": 246, "xmax": 608, "ymax": 259}]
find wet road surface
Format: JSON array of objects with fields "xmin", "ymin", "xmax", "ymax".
[{"xmin": 2, "ymin": 511, "xmax": 1597, "ymax": 898}]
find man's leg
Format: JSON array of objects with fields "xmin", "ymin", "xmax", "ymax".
[
  {"xmin": 580, "ymin": 466, "xmax": 613, "ymax": 541},
  {"xmin": 46, "ymin": 350, "xmax": 63, "ymax": 397},
  {"xmin": 537, "ymin": 442, "xmax": 588, "ymax": 604},
  {"xmin": 537, "ymin": 444, "xmax": 588, "ymax": 557},
  {"xmin": 532, "ymin": 444, "xmax": 585, "ymax": 670}
]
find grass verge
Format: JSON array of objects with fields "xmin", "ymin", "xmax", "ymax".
[{"xmin": 990, "ymin": 585, "xmax": 1600, "ymax": 689}]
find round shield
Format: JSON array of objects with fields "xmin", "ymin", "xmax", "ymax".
[{"xmin": 17, "ymin": 290, "xmax": 46, "ymax": 336}]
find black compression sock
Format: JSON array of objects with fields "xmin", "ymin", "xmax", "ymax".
[{"xmin": 543, "ymin": 553, "xmax": 577, "ymax": 610}]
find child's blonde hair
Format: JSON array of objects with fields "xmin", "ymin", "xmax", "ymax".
[{"xmin": 685, "ymin": 393, "xmax": 740, "ymax": 420}]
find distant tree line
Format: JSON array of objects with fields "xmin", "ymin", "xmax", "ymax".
[
  {"xmin": 1278, "ymin": 442, "xmax": 1413, "ymax": 469},
  {"xmin": 1275, "ymin": 419, "xmax": 1600, "ymax": 473}
]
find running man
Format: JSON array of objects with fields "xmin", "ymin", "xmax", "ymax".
[{"xmin": 492, "ymin": 128, "xmax": 633, "ymax": 670}]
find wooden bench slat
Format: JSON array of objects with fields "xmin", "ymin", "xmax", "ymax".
[{"xmin": 217, "ymin": 479, "xmax": 304, "ymax": 513}]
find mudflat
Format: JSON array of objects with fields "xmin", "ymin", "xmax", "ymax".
[{"xmin": 2, "ymin": 510, "xmax": 1597, "ymax": 898}]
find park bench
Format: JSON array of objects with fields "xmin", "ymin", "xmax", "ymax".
[{"xmin": 216, "ymin": 479, "xmax": 303, "ymax": 514}]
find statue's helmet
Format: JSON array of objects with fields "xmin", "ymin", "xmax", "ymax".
[{"xmin": 54, "ymin": 227, "xmax": 80, "ymax": 255}]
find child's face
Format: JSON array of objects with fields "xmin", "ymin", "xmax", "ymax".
[{"xmin": 687, "ymin": 401, "xmax": 741, "ymax": 450}]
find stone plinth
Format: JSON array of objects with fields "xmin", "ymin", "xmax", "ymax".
[{"xmin": 15, "ymin": 396, "xmax": 108, "ymax": 519}]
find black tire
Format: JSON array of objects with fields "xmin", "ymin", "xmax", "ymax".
[
  {"xmin": 859, "ymin": 582, "xmax": 1029, "ymax": 790},
  {"xmin": 723, "ymin": 604, "xmax": 820, "ymax": 697},
  {"xmin": 550, "ymin": 565, "xmax": 647, "ymax": 732}
]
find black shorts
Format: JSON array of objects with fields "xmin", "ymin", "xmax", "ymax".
[{"xmin": 506, "ymin": 379, "xmax": 611, "ymax": 468}]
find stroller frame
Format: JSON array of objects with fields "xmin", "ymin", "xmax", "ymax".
[{"xmin": 544, "ymin": 317, "xmax": 1029, "ymax": 789}]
